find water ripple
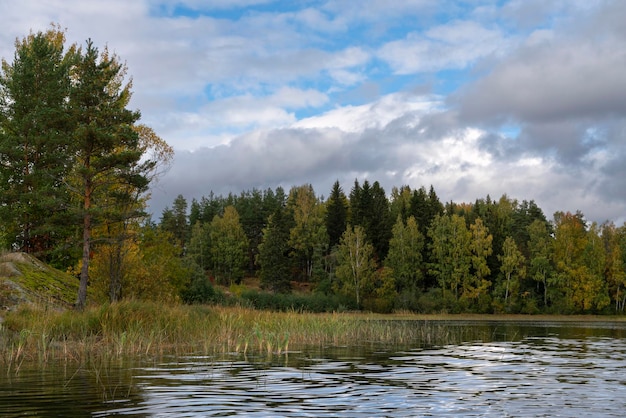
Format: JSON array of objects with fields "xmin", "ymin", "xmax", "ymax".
[{"xmin": 3, "ymin": 325, "xmax": 626, "ymax": 416}]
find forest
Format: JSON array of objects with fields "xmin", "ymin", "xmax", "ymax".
[
  {"xmin": 155, "ymin": 182, "xmax": 626, "ymax": 315},
  {"xmin": 2, "ymin": 27, "xmax": 626, "ymax": 315}
]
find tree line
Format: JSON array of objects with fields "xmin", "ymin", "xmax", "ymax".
[{"xmin": 158, "ymin": 181, "xmax": 626, "ymax": 315}]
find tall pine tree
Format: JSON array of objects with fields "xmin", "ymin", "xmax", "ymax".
[
  {"xmin": 70, "ymin": 40, "xmax": 151, "ymax": 309},
  {"xmin": 0, "ymin": 27, "xmax": 76, "ymax": 262}
]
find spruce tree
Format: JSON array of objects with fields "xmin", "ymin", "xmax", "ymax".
[{"xmin": 325, "ymin": 180, "xmax": 348, "ymax": 250}]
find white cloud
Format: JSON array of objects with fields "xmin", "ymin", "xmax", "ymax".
[
  {"xmin": 378, "ymin": 20, "xmax": 509, "ymax": 74},
  {"xmin": 2, "ymin": 0, "xmax": 626, "ymax": 224}
]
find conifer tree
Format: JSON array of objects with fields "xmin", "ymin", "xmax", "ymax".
[
  {"xmin": 325, "ymin": 180, "xmax": 348, "ymax": 249},
  {"xmin": 0, "ymin": 27, "xmax": 76, "ymax": 261},
  {"xmin": 70, "ymin": 40, "xmax": 152, "ymax": 309},
  {"xmin": 258, "ymin": 208, "xmax": 292, "ymax": 292}
]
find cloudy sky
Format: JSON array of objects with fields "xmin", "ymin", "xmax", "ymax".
[{"xmin": 2, "ymin": 0, "xmax": 626, "ymax": 224}]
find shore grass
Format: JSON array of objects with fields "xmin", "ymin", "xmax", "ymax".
[{"xmin": 2, "ymin": 301, "xmax": 624, "ymax": 370}]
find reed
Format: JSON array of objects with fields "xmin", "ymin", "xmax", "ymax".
[{"xmin": 0, "ymin": 300, "xmax": 568, "ymax": 367}]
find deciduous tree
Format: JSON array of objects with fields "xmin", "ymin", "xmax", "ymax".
[
  {"xmin": 287, "ymin": 184, "xmax": 328, "ymax": 282},
  {"xmin": 210, "ymin": 206, "xmax": 248, "ymax": 286},
  {"xmin": 428, "ymin": 214, "xmax": 471, "ymax": 302},
  {"xmin": 334, "ymin": 225, "xmax": 376, "ymax": 307},
  {"xmin": 497, "ymin": 236, "xmax": 526, "ymax": 309},
  {"xmin": 465, "ymin": 217, "xmax": 493, "ymax": 310},
  {"xmin": 385, "ymin": 215, "xmax": 423, "ymax": 293},
  {"xmin": 527, "ymin": 219, "xmax": 553, "ymax": 307}
]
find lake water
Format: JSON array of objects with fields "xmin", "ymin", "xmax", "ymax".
[{"xmin": 2, "ymin": 320, "xmax": 626, "ymax": 417}]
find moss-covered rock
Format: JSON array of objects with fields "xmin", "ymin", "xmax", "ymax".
[{"xmin": 0, "ymin": 252, "xmax": 78, "ymax": 313}]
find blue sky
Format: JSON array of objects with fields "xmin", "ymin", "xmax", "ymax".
[{"xmin": 1, "ymin": 0, "xmax": 625, "ymax": 223}]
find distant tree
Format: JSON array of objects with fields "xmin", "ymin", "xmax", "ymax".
[
  {"xmin": 334, "ymin": 225, "xmax": 376, "ymax": 308},
  {"xmin": 258, "ymin": 208, "xmax": 292, "ymax": 292},
  {"xmin": 602, "ymin": 222, "xmax": 626, "ymax": 312},
  {"xmin": 389, "ymin": 185, "xmax": 412, "ymax": 223},
  {"xmin": 368, "ymin": 181, "xmax": 392, "ymax": 260},
  {"xmin": 348, "ymin": 179, "xmax": 391, "ymax": 261},
  {"xmin": 287, "ymin": 184, "xmax": 328, "ymax": 282},
  {"xmin": 210, "ymin": 206, "xmax": 248, "ymax": 286},
  {"xmin": 234, "ymin": 188, "xmax": 266, "ymax": 272},
  {"xmin": 551, "ymin": 211, "xmax": 587, "ymax": 312},
  {"xmin": 464, "ymin": 217, "xmax": 493, "ymax": 310},
  {"xmin": 410, "ymin": 185, "xmax": 444, "ymax": 287},
  {"xmin": 428, "ymin": 214, "xmax": 471, "ymax": 302},
  {"xmin": 160, "ymin": 194, "xmax": 189, "ymax": 252},
  {"xmin": 497, "ymin": 236, "xmax": 526, "ymax": 310},
  {"xmin": 527, "ymin": 219, "xmax": 553, "ymax": 307},
  {"xmin": 385, "ymin": 215, "xmax": 424, "ymax": 294},
  {"xmin": 325, "ymin": 180, "xmax": 348, "ymax": 250},
  {"xmin": 186, "ymin": 221, "xmax": 212, "ymax": 271},
  {"xmin": 577, "ymin": 223, "xmax": 609, "ymax": 312}
]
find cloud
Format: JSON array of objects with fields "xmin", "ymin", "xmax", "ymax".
[
  {"xmin": 448, "ymin": 1, "xmax": 626, "ymax": 193},
  {"xmin": 4, "ymin": 0, "xmax": 626, "ymax": 225},
  {"xmin": 378, "ymin": 20, "xmax": 509, "ymax": 74}
]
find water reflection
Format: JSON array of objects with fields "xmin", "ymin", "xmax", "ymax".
[{"xmin": 2, "ymin": 321, "xmax": 626, "ymax": 417}]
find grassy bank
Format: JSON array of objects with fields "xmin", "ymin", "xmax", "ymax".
[
  {"xmin": 2, "ymin": 301, "xmax": 625, "ymax": 372},
  {"xmin": 0, "ymin": 301, "xmax": 489, "ymax": 368}
]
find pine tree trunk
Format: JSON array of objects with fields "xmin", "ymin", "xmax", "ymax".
[
  {"xmin": 76, "ymin": 181, "xmax": 92, "ymax": 310},
  {"xmin": 77, "ymin": 211, "xmax": 91, "ymax": 310}
]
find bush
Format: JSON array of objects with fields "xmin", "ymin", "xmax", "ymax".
[
  {"xmin": 181, "ymin": 262, "xmax": 224, "ymax": 305},
  {"xmin": 239, "ymin": 290, "xmax": 355, "ymax": 312}
]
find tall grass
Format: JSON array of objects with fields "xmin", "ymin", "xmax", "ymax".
[{"xmin": 0, "ymin": 301, "xmax": 495, "ymax": 369}]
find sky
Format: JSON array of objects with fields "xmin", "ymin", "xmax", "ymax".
[{"xmin": 1, "ymin": 0, "xmax": 626, "ymax": 224}]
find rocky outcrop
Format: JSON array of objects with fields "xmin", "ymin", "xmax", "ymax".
[{"xmin": 0, "ymin": 252, "xmax": 78, "ymax": 314}]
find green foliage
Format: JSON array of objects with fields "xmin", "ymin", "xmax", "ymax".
[
  {"xmin": 180, "ymin": 260, "xmax": 224, "ymax": 304},
  {"xmin": 496, "ymin": 236, "xmax": 526, "ymax": 311},
  {"xmin": 210, "ymin": 206, "xmax": 249, "ymax": 285},
  {"xmin": 428, "ymin": 214, "xmax": 471, "ymax": 301},
  {"xmin": 527, "ymin": 219, "xmax": 554, "ymax": 307},
  {"xmin": 258, "ymin": 209, "xmax": 293, "ymax": 292},
  {"xmin": 159, "ymin": 194, "xmax": 189, "ymax": 252},
  {"xmin": 239, "ymin": 289, "xmax": 354, "ymax": 312},
  {"xmin": 0, "ymin": 26, "xmax": 76, "ymax": 260},
  {"xmin": 463, "ymin": 217, "xmax": 493, "ymax": 309},
  {"xmin": 349, "ymin": 180, "xmax": 392, "ymax": 260},
  {"xmin": 187, "ymin": 221, "xmax": 212, "ymax": 271},
  {"xmin": 385, "ymin": 215, "xmax": 424, "ymax": 294},
  {"xmin": 334, "ymin": 225, "xmax": 377, "ymax": 307},
  {"xmin": 287, "ymin": 184, "xmax": 328, "ymax": 282},
  {"xmin": 116, "ymin": 227, "xmax": 189, "ymax": 303},
  {"xmin": 325, "ymin": 180, "xmax": 348, "ymax": 249},
  {"xmin": 362, "ymin": 267, "xmax": 397, "ymax": 313}
]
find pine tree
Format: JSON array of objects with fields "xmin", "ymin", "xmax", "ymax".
[
  {"xmin": 0, "ymin": 27, "xmax": 76, "ymax": 261},
  {"xmin": 70, "ymin": 40, "xmax": 150, "ymax": 309}
]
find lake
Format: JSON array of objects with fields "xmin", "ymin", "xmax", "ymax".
[{"xmin": 2, "ymin": 320, "xmax": 626, "ymax": 416}]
